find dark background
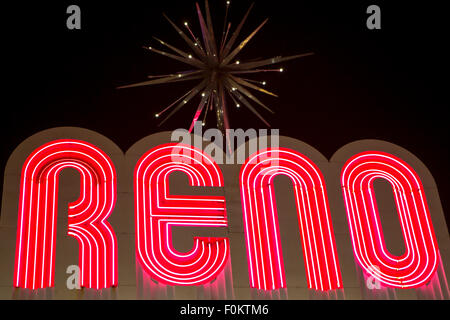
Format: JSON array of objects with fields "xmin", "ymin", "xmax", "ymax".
[{"xmin": 1, "ymin": 0, "xmax": 449, "ymax": 229}]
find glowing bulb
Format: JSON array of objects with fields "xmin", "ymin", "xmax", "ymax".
[
  {"xmin": 178, "ymin": 74, "xmax": 182, "ymax": 78},
  {"xmin": 232, "ymin": 87, "xmax": 237, "ymax": 91},
  {"xmin": 262, "ymin": 81, "xmax": 267, "ymax": 86},
  {"xmin": 155, "ymin": 114, "xmax": 159, "ymax": 118},
  {"xmin": 201, "ymin": 93, "xmax": 206, "ymax": 97},
  {"xmin": 279, "ymin": 68, "xmax": 284, "ymax": 72},
  {"xmin": 148, "ymin": 46, "xmax": 152, "ymax": 50},
  {"xmin": 183, "ymin": 100, "xmax": 187, "ymax": 104},
  {"xmin": 227, "ymin": 1, "xmax": 230, "ymax": 5},
  {"xmin": 184, "ymin": 22, "xmax": 188, "ymax": 26},
  {"xmin": 236, "ymin": 60, "xmax": 240, "ymax": 64},
  {"xmin": 236, "ymin": 104, "xmax": 240, "ymax": 108},
  {"xmin": 202, "ymin": 122, "xmax": 206, "ymax": 126},
  {"xmin": 188, "ymin": 55, "xmax": 193, "ymax": 59},
  {"xmin": 194, "ymin": 43, "xmax": 198, "ymax": 46}
]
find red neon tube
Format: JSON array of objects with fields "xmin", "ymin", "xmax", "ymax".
[
  {"xmin": 341, "ymin": 151, "xmax": 439, "ymax": 288},
  {"xmin": 134, "ymin": 143, "xmax": 229, "ymax": 286},
  {"xmin": 14, "ymin": 140, "xmax": 118, "ymax": 289},
  {"xmin": 240, "ymin": 148, "xmax": 342, "ymax": 291}
]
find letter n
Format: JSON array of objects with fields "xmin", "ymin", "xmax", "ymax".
[{"xmin": 240, "ymin": 148, "xmax": 342, "ymax": 291}]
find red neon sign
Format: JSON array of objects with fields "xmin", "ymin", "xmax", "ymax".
[
  {"xmin": 134, "ymin": 143, "xmax": 229, "ymax": 286},
  {"xmin": 240, "ymin": 148, "xmax": 342, "ymax": 291},
  {"xmin": 341, "ymin": 151, "xmax": 439, "ymax": 288},
  {"xmin": 14, "ymin": 140, "xmax": 118, "ymax": 289},
  {"xmin": 11, "ymin": 139, "xmax": 444, "ymax": 292}
]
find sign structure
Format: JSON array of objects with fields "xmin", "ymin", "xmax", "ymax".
[{"xmin": 0, "ymin": 127, "xmax": 449, "ymax": 300}]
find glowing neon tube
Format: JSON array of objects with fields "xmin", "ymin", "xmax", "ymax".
[
  {"xmin": 14, "ymin": 140, "xmax": 118, "ymax": 289},
  {"xmin": 240, "ymin": 148, "xmax": 342, "ymax": 291},
  {"xmin": 135, "ymin": 143, "xmax": 229, "ymax": 286}
]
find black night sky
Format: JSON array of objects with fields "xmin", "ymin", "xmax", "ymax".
[{"xmin": 2, "ymin": 1, "xmax": 449, "ymax": 228}]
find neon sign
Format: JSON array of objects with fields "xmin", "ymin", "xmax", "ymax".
[
  {"xmin": 14, "ymin": 140, "xmax": 117, "ymax": 290},
  {"xmin": 135, "ymin": 144, "xmax": 229, "ymax": 286},
  {"xmin": 7, "ymin": 138, "xmax": 445, "ymax": 292},
  {"xmin": 341, "ymin": 151, "xmax": 439, "ymax": 288},
  {"xmin": 240, "ymin": 148, "xmax": 342, "ymax": 291}
]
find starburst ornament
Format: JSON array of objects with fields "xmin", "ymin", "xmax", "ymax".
[{"xmin": 118, "ymin": 0, "xmax": 313, "ymax": 133}]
